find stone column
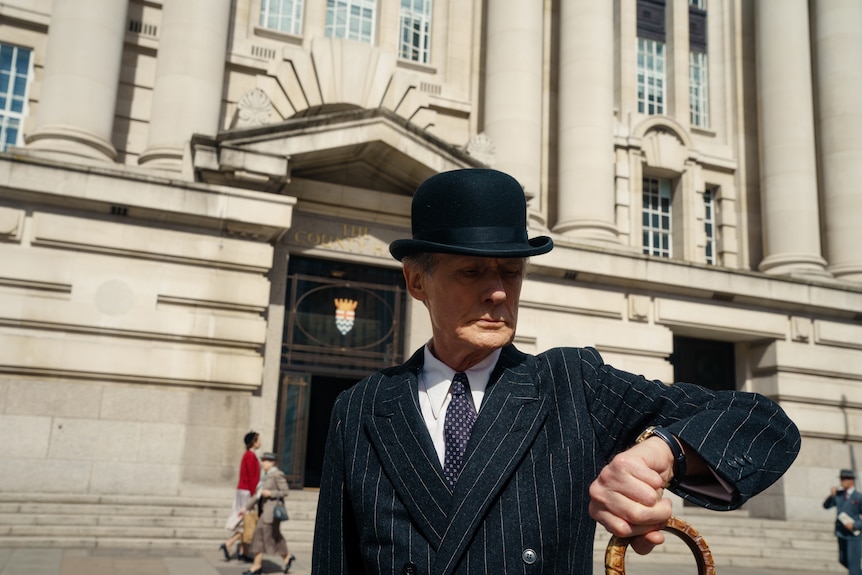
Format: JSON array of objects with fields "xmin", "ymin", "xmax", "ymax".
[
  {"xmin": 25, "ymin": 0, "xmax": 128, "ymax": 161},
  {"xmin": 483, "ymin": 0, "xmax": 543, "ymax": 200},
  {"xmin": 555, "ymin": 0, "xmax": 617, "ymax": 243},
  {"xmin": 813, "ymin": 0, "xmax": 862, "ymax": 282},
  {"xmin": 754, "ymin": 0, "xmax": 828, "ymax": 277},
  {"xmin": 138, "ymin": 0, "xmax": 231, "ymax": 170}
]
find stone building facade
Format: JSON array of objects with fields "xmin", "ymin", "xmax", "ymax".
[{"xmin": 0, "ymin": 0, "xmax": 860, "ymax": 522}]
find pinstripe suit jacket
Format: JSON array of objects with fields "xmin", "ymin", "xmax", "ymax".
[{"xmin": 312, "ymin": 345, "xmax": 800, "ymax": 575}]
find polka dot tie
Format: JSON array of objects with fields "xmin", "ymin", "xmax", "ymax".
[{"xmin": 444, "ymin": 372, "xmax": 476, "ymax": 489}]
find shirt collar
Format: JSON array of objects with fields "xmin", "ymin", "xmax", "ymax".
[{"xmin": 421, "ymin": 345, "xmax": 500, "ymax": 420}]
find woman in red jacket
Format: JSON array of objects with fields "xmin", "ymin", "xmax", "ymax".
[{"xmin": 220, "ymin": 430, "xmax": 261, "ymax": 561}]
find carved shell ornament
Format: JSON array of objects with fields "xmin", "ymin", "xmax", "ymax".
[
  {"xmin": 466, "ymin": 132, "xmax": 496, "ymax": 166},
  {"xmin": 237, "ymin": 88, "xmax": 273, "ymax": 127}
]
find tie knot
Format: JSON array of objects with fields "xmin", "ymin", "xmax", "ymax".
[{"xmin": 451, "ymin": 373, "xmax": 468, "ymax": 396}]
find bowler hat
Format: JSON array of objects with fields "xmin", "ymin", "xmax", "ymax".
[
  {"xmin": 841, "ymin": 469, "xmax": 856, "ymax": 479},
  {"xmin": 389, "ymin": 169, "xmax": 553, "ymax": 261},
  {"xmin": 261, "ymin": 452, "xmax": 277, "ymax": 461}
]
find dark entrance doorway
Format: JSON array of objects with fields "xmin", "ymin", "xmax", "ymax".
[
  {"xmin": 670, "ymin": 336, "xmax": 736, "ymax": 391},
  {"xmin": 277, "ymin": 256, "xmax": 406, "ymax": 488},
  {"xmin": 303, "ymin": 375, "xmax": 357, "ymax": 488}
]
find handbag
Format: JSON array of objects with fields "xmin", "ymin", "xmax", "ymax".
[
  {"xmin": 241, "ymin": 510, "xmax": 258, "ymax": 544},
  {"xmin": 273, "ymin": 500, "xmax": 289, "ymax": 522}
]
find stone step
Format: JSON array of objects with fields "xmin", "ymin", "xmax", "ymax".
[
  {"xmin": 1, "ymin": 522, "xmax": 316, "ymax": 542},
  {"xmin": 0, "ymin": 492, "xmax": 844, "ymax": 573},
  {"xmin": 591, "ymin": 511, "xmax": 841, "ymax": 573},
  {"xmin": 0, "ymin": 535, "xmax": 315, "ymax": 554},
  {"xmin": 0, "ymin": 501, "xmax": 319, "ymax": 521}
]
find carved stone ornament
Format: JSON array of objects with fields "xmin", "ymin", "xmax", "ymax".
[
  {"xmin": 465, "ymin": 132, "xmax": 496, "ymax": 166},
  {"xmin": 236, "ymin": 88, "xmax": 273, "ymax": 127}
]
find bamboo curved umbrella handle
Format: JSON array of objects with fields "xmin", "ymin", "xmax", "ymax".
[{"xmin": 605, "ymin": 517, "xmax": 716, "ymax": 575}]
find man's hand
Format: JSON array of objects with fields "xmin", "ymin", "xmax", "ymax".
[{"xmin": 589, "ymin": 436, "xmax": 676, "ymax": 555}]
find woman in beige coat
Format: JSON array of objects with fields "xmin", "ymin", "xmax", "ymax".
[{"xmin": 243, "ymin": 452, "xmax": 295, "ymax": 575}]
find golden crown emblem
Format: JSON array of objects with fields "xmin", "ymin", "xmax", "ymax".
[{"xmin": 334, "ymin": 298, "xmax": 358, "ymax": 311}]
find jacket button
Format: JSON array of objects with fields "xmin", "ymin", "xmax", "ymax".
[
  {"xmin": 401, "ymin": 562, "xmax": 417, "ymax": 575},
  {"xmin": 522, "ymin": 548, "xmax": 538, "ymax": 564}
]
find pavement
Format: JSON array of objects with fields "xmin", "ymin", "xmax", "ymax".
[{"xmin": 0, "ymin": 547, "xmax": 839, "ymax": 575}]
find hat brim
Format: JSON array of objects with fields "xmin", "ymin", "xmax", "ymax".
[{"xmin": 390, "ymin": 236, "xmax": 553, "ymax": 261}]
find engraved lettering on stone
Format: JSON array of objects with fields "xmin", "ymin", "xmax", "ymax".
[{"xmin": 291, "ymin": 223, "xmax": 386, "ymax": 256}]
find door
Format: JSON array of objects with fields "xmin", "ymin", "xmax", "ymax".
[{"xmin": 277, "ymin": 256, "xmax": 406, "ymax": 488}]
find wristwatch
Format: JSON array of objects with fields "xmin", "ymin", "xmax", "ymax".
[{"xmin": 636, "ymin": 425, "xmax": 686, "ymax": 488}]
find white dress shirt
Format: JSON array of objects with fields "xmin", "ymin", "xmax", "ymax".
[{"xmin": 418, "ymin": 345, "xmax": 500, "ymax": 467}]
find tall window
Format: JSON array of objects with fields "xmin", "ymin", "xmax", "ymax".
[
  {"xmin": 703, "ymin": 187, "xmax": 716, "ymax": 265},
  {"xmin": 690, "ymin": 51, "xmax": 708, "ymax": 127},
  {"xmin": 399, "ymin": 0, "xmax": 432, "ymax": 64},
  {"xmin": 637, "ymin": 0, "xmax": 666, "ymax": 115},
  {"xmin": 643, "ymin": 177, "xmax": 672, "ymax": 257},
  {"xmin": 689, "ymin": 1, "xmax": 708, "ymax": 127},
  {"xmin": 260, "ymin": 0, "xmax": 304, "ymax": 36},
  {"xmin": 0, "ymin": 43, "xmax": 32, "ymax": 153},
  {"xmin": 325, "ymin": 0, "xmax": 376, "ymax": 44},
  {"xmin": 638, "ymin": 39, "xmax": 665, "ymax": 115}
]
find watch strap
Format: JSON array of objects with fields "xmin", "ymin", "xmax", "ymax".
[{"xmin": 637, "ymin": 426, "xmax": 687, "ymax": 488}]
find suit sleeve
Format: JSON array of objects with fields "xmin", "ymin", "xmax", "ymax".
[
  {"xmin": 824, "ymin": 494, "xmax": 837, "ymax": 509},
  {"xmin": 312, "ymin": 391, "xmax": 365, "ymax": 575},
  {"xmin": 575, "ymin": 347, "xmax": 801, "ymax": 511}
]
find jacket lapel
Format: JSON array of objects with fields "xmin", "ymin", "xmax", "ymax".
[
  {"xmin": 365, "ymin": 349, "xmax": 452, "ymax": 548},
  {"xmin": 434, "ymin": 346, "xmax": 550, "ymax": 575}
]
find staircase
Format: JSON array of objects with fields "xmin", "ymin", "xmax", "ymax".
[
  {"xmin": 591, "ymin": 507, "xmax": 843, "ymax": 573},
  {"xmin": 0, "ymin": 490, "xmax": 317, "ymax": 558},
  {"xmin": 0, "ymin": 492, "xmax": 843, "ymax": 573}
]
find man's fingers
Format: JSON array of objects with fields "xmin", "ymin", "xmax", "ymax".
[
  {"xmin": 590, "ymin": 460, "xmax": 666, "ymax": 507},
  {"xmin": 629, "ymin": 531, "xmax": 666, "ymax": 555},
  {"xmin": 590, "ymin": 496, "xmax": 672, "ymax": 538}
]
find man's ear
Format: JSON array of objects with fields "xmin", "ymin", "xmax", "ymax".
[{"xmin": 403, "ymin": 263, "xmax": 428, "ymax": 302}]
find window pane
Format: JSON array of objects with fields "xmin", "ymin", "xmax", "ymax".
[
  {"xmin": 642, "ymin": 176, "xmax": 672, "ymax": 258},
  {"xmin": 399, "ymin": 0, "xmax": 431, "ymax": 63},
  {"xmin": 0, "ymin": 43, "xmax": 32, "ymax": 152},
  {"xmin": 260, "ymin": 0, "xmax": 305, "ymax": 35},
  {"xmin": 326, "ymin": 0, "xmax": 377, "ymax": 43},
  {"xmin": 690, "ymin": 51, "xmax": 709, "ymax": 127},
  {"xmin": 0, "ymin": 46, "xmax": 12, "ymax": 68},
  {"xmin": 703, "ymin": 187, "xmax": 717, "ymax": 264},
  {"xmin": 637, "ymin": 38, "xmax": 665, "ymax": 115}
]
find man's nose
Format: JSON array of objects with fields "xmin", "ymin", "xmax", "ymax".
[{"xmin": 483, "ymin": 274, "xmax": 507, "ymax": 302}]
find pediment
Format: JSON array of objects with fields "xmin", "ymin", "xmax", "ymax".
[{"xmin": 191, "ymin": 108, "xmax": 482, "ymax": 196}]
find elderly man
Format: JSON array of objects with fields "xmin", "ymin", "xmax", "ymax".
[
  {"xmin": 312, "ymin": 168, "xmax": 800, "ymax": 574},
  {"xmin": 825, "ymin": 469, "xmax": 862, "ymax": 575}
]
